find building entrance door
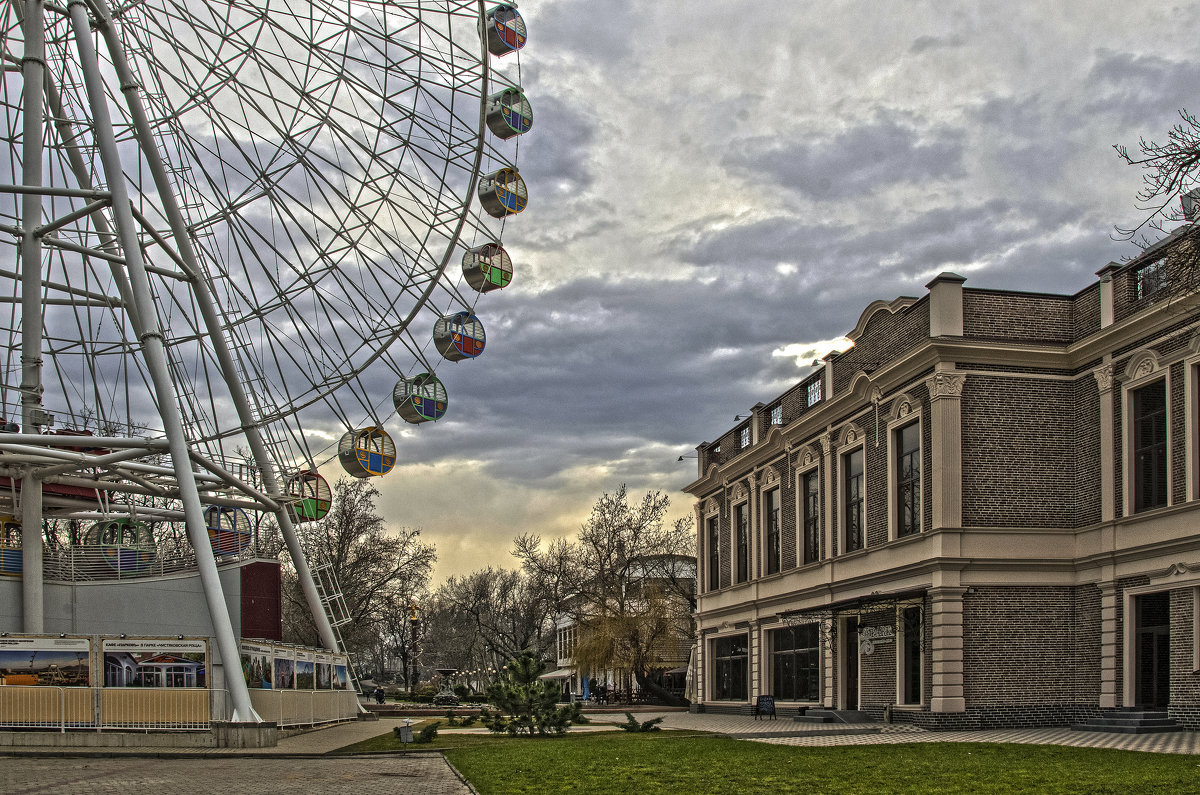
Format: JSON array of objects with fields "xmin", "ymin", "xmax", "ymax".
[
  {"xmin": 1135, "ymin": 592, "xmax": 1170, "ymax": 708},
  {"xmin": 843, "ymin": 618, "xmax": 859, "ymax": 710}
]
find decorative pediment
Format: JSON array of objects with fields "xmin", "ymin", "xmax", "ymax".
[
  {"xmin": 835, "ymin": 422, "xmax": 865, "ymax": 449},
  {"xmin": 703, "ymin": 498, "xmax": 720, "ymax": 517},
  {"xmin": 885, "ymin": 391, "xmax": 919, "ymax": 423},
  {"xmin": 1149, "ymin": 560, "xmax": 1200, "ymax": 584},
  {"xmin": 796, "ymin": 442, "xmax": 821, "ymax": 469},
  {"xmin": 847, "ymin": 296, "xmax": 919, "ymax": 343},
  {"xmin": 1123, "ymin": 349, "xmax": 1164, "ymax": 384},
  {"xmin": 761, "ymin": 465, "xmax": 781, "ymax": 488},
  {"xmin": 731, "ymin": 482, "xmax": 749, "ymax": 502}
]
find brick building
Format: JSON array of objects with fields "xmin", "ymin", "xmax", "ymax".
[{"xmin": 683, "ymin": 227, "xmax": 1200, "ymax": 729}]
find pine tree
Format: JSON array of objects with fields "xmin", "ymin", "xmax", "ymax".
[{"xmin": 483, "ymin": 651, "xmax": 575, "ymax": 736}]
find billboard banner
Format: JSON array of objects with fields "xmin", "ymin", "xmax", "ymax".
[
  {"xmin": 0, "ymin": 635, "xmax": 91, "ymax": 686},
  {"xmin": 101, "ymin": 638, "xmax": 208, "ymax": 688},
  {"xmin": 240, "ymin": 641, "xmax": 275, "ymax": 689}
]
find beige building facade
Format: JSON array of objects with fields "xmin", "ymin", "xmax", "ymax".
[{"xmin": 684, "ymin": 230, "xmax": 1200, "ymax": 729}]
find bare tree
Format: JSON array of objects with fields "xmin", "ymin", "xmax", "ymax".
[
  {"xmin": 514, "ymin": 486, "xmax": 695, "ymax": 707},
  {"xmin": 281, "ymin": 477, "xmax": 435, "ymax": 675},
  {"xmin": 423, "ymin": 566, "xmax": 555, "ymax": 682},
  {"xmin": 1115, "ymin": 109, "xmax": 1200, "ymax": 298}
]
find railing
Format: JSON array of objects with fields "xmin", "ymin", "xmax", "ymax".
[
  {"xmin": 248, "ymin": 688, "xmax": 359, "ymax": 727},
  {"xmin": 0, "ymin": 685, "xmax": 357, "ymax": 731},
  {"xmin": 42, "ymin": 541, "xmax": 274, "ymax": 582},
  {"xmin": 0, "ymin": 685, "xmax": 220, "ymax": 731}
]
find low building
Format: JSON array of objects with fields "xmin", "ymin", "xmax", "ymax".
[{"xmin": 683, "ymin": 227, "xmax": 1200, "ymax": 729}]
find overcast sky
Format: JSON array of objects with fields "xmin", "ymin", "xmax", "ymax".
[{"xmin": 368, "ymin": 0, "xmax": 1200, "ymax": 583}]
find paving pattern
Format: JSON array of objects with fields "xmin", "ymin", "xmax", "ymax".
[{"xmin": 4, "ymin": 710, "xmax": 1200, "ymax": 794}]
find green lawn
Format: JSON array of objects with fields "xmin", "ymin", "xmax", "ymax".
[
  {"xmin": 444, "ymin": 733, "xmax": 1200, "ymax": 794},
  {"xmin": 337, "ymin": 725, "xmax": 1200, "ymax": 793}
]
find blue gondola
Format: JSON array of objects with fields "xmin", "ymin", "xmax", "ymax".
[
  {"xmin": 0, "ymin": 515, "xmax": 21, "ymax": 576},
  {"xmin": 485, "ymin": 88, "xmax": 533, "ymax": 139},
  {"xmin": 204, "ymin": 506, "xmax": 252, "ymax": 555},
  {"xmin": 483, "ymin": 4, "xmax": 527, "ymax": 56}
]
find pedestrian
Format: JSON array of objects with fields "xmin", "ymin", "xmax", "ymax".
[{"xmin": 373, "ymin": 687, "xmax": 384, "ymax": 704}]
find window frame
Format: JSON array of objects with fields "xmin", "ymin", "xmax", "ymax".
[
  {"xmin": 838, "ymin": 427, "xmax": 867, "ymax": 554},
  {"xmin": 705, "ymin": 512, "xmax": 720, "ymax": 591},
  {"xmin": 886, "ymin": 399, "xmax": 923, "ymax": 539},
  {"xmin": 1121, "ymin": 351, "xmax": 1172, "ymax": 517},
  {"xmin": 770, "ymin": 623, "xmax": 821, "ymax": 702},
  {"xmin": 733, "ymin": 501, "xmax": 750, "ymax": 584},
  {"xmin": 798, "ymin": 460, "xmax": 820, "ymax": 565},
  {"xmin": 763, "ymin": 486, "xmax": 781, "ymax": 575},
  {"xmin": 711, "ymin": 633, "xmax": 749, "ymax": 701},
  {"xmin": 897, "ymin": 605, "xmax": 923, "ymax": 706}
]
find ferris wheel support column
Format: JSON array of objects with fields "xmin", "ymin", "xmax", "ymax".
[
  {"xmin": 65, "ymin": 0, "xmax": 259, "ymax": 723},
  {"xmin": 18, "ymin": 0, "xmax": 47, "ymax": 634},
  {"xmin": 91, "ymin": 0, "xmax": 340, "ymax": 656}
]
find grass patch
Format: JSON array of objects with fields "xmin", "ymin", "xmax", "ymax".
[{"xmin": 440, "ymin": 733, "xmax": 1200, "ymax": 794}]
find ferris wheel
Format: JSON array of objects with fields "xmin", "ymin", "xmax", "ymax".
[{"xmin": 0, "ymin": 0, "xmax": 532, "ymax": 721}]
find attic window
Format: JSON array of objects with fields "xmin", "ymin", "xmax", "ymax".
[
  {"xmin": 769, "ymin": 405, "xmax": 783, "ymax": 425},
  {"xmin": 1135, "ymin": 258, "xmax": 1167, "ymax": 299},
  {"xmin": 739, "ymin": 426, "xmax": 750, "ymax": 449},
  {"xmin": 807, "ymin": 379, "xmax": 823, "ymax": 407}
]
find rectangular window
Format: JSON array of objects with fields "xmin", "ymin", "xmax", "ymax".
[
  {"xmin": 713, "ymin": 634, "xmax": 749, "ymax": 700},
  {"xmin": 807, "ymin": 378, "xmax": 823, "ymax": 406},
  {"xmin": 765, "ymin": 488, "xmax": 780, "ymax": 575},
  {"xmin": 706, "ymin": 515, "xmax": 720, "ymax": 591},
  {"xmin": 896, "ymin": 422, "xmax": 920, "ymax": 536},
  {"xmin": 844, "ymin": 448, "xmax": 864, "ymax": 552},
  {"xmin": 734, "ymin": 504, "xmax": 749, "ymax": 583},
  {"xmin": 901, "ymin": 606, "xmax": 922, "ymax": 705},
  {"xmin": 802, "ymin": 470, "xmax": 820, "ymax": 564},
  {"xmin": 1135, "ymin": 258, "xmax": 1167, "ymax": 299},
  {"xmin": 772, "ymin": 624, "xmax": 820, "ymax": 701},
  {"xmin": 739, "ymin": 426, "xmax": 751, "ymax": 449},
  {"xmin": 1133, "ymin": 380, "xmax": 1168, "ymax": 512},
  {"xmin": 769, "ymin": 404, "xmax": 783, "ymax": 425}
]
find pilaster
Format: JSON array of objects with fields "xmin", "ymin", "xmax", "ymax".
[
  {"xmin": 925, "ymin": 368, "xmax": 965, "ymax": 530},
  {"xmin": 1094, "ymin": 364, "xmax": 1115, "ymax": 522},
  {"xmin": 929, "ymin": 586, "xmax": 966, "ymax": 713},
  {"xmin": 1098, "ymin": 582, "xmax": 1119, "ymax": 708}
]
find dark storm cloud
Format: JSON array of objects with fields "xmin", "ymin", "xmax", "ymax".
[
  {"xmin": 722, "ymin": 114, "xmax": 966, "ymax": 200},
  {"xmin": 1084, "ymin": 50, "xmax": 1200, "ymax": 127}
]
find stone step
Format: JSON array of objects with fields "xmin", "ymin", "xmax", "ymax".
[{"xmin": 793, "ymin": 714, "xmax": 834, "ymax": 724}]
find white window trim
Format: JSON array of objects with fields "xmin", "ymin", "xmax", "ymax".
[
  {"xmin": 768, "ymin": 622, "xmax": 824, "ymax": 704},
  {"xmin": 731, "ymin": 483, "xmax": 751, "ymax": 585},
  {"xmin": 895, "ymin": 605, "xmax": 924, "ymax": 707},
  {"xmin": 1121, "ymin": 350, "xmax": 1172, "ymax": 517},
  {"xmin": 794, "ymin": 445, "xmax": 821, "ymax": 566},
  {"xmin": 703, "ymin": 501, "xmax": 721, "ymax": 593},
  {"xmin": 886, "ymin": 394, "xmax": 923, "ymax": 541},
  {"xmin": 836, "ymin": 423, "xmax": 868, "ymax": 555},
  {"xmin": 759, "ymin": 466, "xmax": 782, "ymax": 576},
  {"xmin": 1183, "ymin": 334, "xmax": 1200, "ymax": 501}
]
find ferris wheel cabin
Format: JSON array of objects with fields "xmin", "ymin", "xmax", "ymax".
[
  {"xmin": 434, "ymin": 311, "xmax": 486, "ymax": 361},
  {"xmin": 204, "ymin": 506, "xmax": 253, "ymax": 556},
  {"xmin": 483, "ymin": 4, "xmax": 527, "ymax": 56},
  {"xmin": 0, "ymin": 515, "xmax": 21, "ymax": 576},
  {"xmin": 338, "ymin": 427, "xmax": 396, "ymax": 478},
  {"xmin": 394, "ymin": 373, "xmax": 448, "ymax": 423},
  {"xmin": 478, "ymin": 168, "xmax": 527, "ymax": 218},
  {"xmin": 83, "ymin": 518, "xmax": 157, "ymax": 576},
  {"xmin": 463, "ymin": 243, "xmax": 513, "ymax": 293},
  {"xmin": 486, "ymin": 88, "xmax": 533, "ymax": 139},
  {"xmin": 284, "ymin": 470, "xmax": 332, "ymax": 522}
]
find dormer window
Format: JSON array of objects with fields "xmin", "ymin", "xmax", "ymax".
[
  {"xmin": 739, "ymin": 426, "xmax": 750, "ymax": 449},
  {"xmin": 769, "ymin": 405, "xmax": 783, "ymax": 425},
  {"xmin": 1135, "ymin": 258, "xmax": 1167, "ymax": 299},
  {"xmin": 807, "ymin": 378, "xmax": 823, "ymax": 407}
]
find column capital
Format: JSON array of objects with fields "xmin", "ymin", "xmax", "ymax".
[
  {"xmin": 926, "ymin": 371, "xmax": 965, "ymax": 400},
  {"xmin": 1093, "ymin": 364, "xmax": 1115, "ymax": 394}
]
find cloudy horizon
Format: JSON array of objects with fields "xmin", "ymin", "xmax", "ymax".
[{"xmin": 366, "ymin": 0, "xmax": 1200, "ymax": 583}]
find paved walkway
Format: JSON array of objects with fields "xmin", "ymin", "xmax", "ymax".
[{"xmin": 5, "ymin": 711, "xmax": 1200, "ymax": 793}]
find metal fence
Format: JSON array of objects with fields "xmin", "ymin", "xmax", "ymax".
[{"xmin": 0, "ymin": 685, "xmax": 356, "ymax": 731}]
